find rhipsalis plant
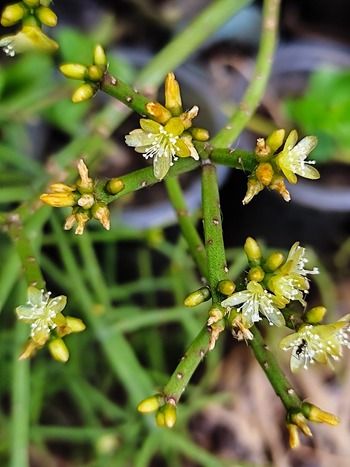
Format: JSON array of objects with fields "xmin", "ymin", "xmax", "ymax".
[{"xmin": 1, "ymin": 0, "xmax": 348, "ymax": 457}]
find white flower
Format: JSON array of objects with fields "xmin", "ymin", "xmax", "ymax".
[
  {"xmin": 280, "ymin": 315, "xmax": 350, "ymax": 372},
  {"xmin": 221, "ymin": 281, "xmax": 285, "ymax": 328},
  {"xmin": 0, "ymin": 25, "xmax": 58, "ymax": 57},
  {"xmin": 275, "ymin": 130, "xmax": 320, "ymax": 184},
  {"xmin": 125, "ymin": 118, "xmax": 199, "ymax": 180},
  {"xmin": 283, "ymin": 242, "xmax": 319, "ymax": 277},
  {"xmin": 16, "ymin": 286, "xmax": 67, "ymax": 345}
]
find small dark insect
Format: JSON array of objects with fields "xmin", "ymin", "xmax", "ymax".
[{"xmin": 295, "ymin": 339, "xmax": 307, "ymax": 358}]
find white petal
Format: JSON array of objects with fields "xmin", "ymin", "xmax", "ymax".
[{"xmin": 221, "ymin": 290, "xmax": 251, "ymax": 307}]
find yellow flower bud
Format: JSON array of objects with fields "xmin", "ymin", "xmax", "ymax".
[
  {"xmin": 64, "ymin": 214, "xmax": 76, "ymax": 231},
  {"xmin": 155, "ymin": 409, "xmax": 165, "ymax": 427},
  {"xmin": 264, "ymin": 252, "xmax": 285, "ymax": 272},
  {"xmin": 286, "ymin": 423, "xmax": 300, "ymax": 449},
  {"xmin": 247, "ymin": 266, "xmax": 265, "ymax": 282},
  {"xmin": 256, "ymin": 162, "xmax": 274, "ymax": 186},
  {"xmin": 23, "ymin": 0, "xmax": 40, "ymax": 6},
  {"xmin": 36, "ymin": 6, "xmax": 57, "ymax": 27},
  {"xmin": 184, "ymin": 287, "xmax": 211, "ymax": 307},
  {"xmin": 48, "ymin": 338, "xmax": 69, "ymax": 363},
  {"xmin": 302, "ymin": 402, "xmax": 339, "ymax": 426},
  {"xmin": 87, "ymin": 64, "xmax": 104, "ymax": 82},
  {"xmin": 48, "ymin": 183, "xmax": 75, "ymax": 193},
  {"xmin": 76, "ymin": 159, "xmax": 94, "ymax": 193},
  {"xmin": 72, "ymin": 83, "xmax": 96, "ymax": 103},
  {"xmin": 146, "ymin": 102, "xmax": 172, "ymax": 124},
  {"xmin": 92, "ymin": 203, "xmax": 110, "ymax": 231},
  {"xmin": 244, "ymin": 237, "xmax": 262, "ymax": 263},
  {"xmin": 165, "ymin": 72, "xmax": 182, "ymax": 116},
  {"xmin": 1, "ymin": 3, "xmax": 26, "ymax": 27},
  {"xmin": 217, "ymin": 280, "xmax": 235, "ymax": 296},
  {"xmin": 106, "ymin": 178, "xmax": 125, "ymax": 195},
  {"xmin": 93, "ymin": 44, "xmax": 107, "ymax": 68},
  {"xmin": 40, "ymin": 192, "xmax": 76, "ymax": 207},
  {"xmin": 163, "ymin": 403, "xmax": 177, "ymax": 428},
  {"xmin": 60, "ymin": 63, "xmax": 87, "ymax": 80},
  {"xmin": 266, "ymin": 129, "xmax": 285, "ymax": 154},
  {"xmin": 137, "ymin": 394, "xmax": 162, "ymax": 413},
  {"xmin": 304, "ymin": 306, "xmax": 327, "ymax": 325},
  {"xmin": 66, "ymin": 316, "xmax": 86, "ymax": 333},
  {"xmin": 255, "ymin": 137, "xmax": 270, "ymax": 159},
  {"xmin": 290, "ymin": 412, "xmax": 312, "ymax": 437},
  {"xmin": 191, "ymin": 127, "xmax": 210, "ymax": 141},
  {"xmin": 242, "ymin": 176, "xmax": 264, "ymax": 205}
]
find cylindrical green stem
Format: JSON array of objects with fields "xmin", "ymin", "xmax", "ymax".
[
  {"xmin": 163, "ymin": 326, "xmax": 210, "ymax": 403},
  {"xmin": 249, "ymin": 326, "xmax": 302, "ymax": 411},
  {"xmin": 201, "ymin": 163, "xmax": 228, "ymax": 302},
  {"xmin": 211, "ymin": 0, "xmax": 280, "ymax": 148},
  {"xmin": 164, "ymin": 177, "xmax": 207, "ymax": 278}
]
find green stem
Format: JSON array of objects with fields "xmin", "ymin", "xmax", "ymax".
[
  {"xmin": 201, "ymin": 163, "xmax": 228, "ymax": 302},
  {"xmin": 211, "ymin": 0, "xmax": 280, "ymax": 148},
  {"xmin": 249, "ymin": 326, "xmax": 302, "ymax": 411},
  {"xmin": 7, "ymin": 216, "xmax": 45, "ymax": 290},
  {"xmin": 164, "ymin": 177, "xmax": 207, "ymax": 278},
  {"xmin": 163, "ymin": 326, "xmax": 210, "ymax": 404},
  {"xmin": 10, "ymin": 316, "xmax": 30, "ymax": 467}
]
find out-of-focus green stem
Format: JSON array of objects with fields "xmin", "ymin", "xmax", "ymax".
[
  {"xmin": 164, "ymin": 177, "xmax": 207, "ymax": 278},
  {"xmin": 211, "ymin": 0, "xmax": 280, "ymax": 148},
  {"xmin": 10, "ymin": 316, "xmax": 30, "ymax": 467}
]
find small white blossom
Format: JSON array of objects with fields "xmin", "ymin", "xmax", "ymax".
[
  {"xmin": 16, "ymin": 286, "xmax": 67, "ymax": 345},
  {"xmin": 280, "ymin": 315, "xmax": 350, "ymax": 372},
  {"xmin": 221, "ymin": 281, "xmax": 285, "ymax": 328},
  {"xmin": 275, "ymin": 130, "xmax": 320, "ymax": 184}
]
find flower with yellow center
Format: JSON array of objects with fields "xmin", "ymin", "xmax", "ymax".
[
  {"xmin": 125, "ymin": 117, "xmax": 199, "ymax": 180},
  {"xmin": 16, "ymin": 286, "xmax": 67, "ymax": 346},
  {"xmin": 275, "ymin": 130, "xmax": 320, "ymax": 184},
  {"xmin": 221, "ymin": 281, "xmax": 285, "ymax": 328},
  {"xmin": 280, "ymin": 314, "xmax": 350, "ymax": 372},
  {"xmin": 0, "ymin": 25, "xmax": 58, "ymax": 57}
]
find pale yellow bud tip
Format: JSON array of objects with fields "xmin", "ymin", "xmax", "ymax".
[
  {"xmin": 66, "ymin": 316, "xmax": 86, "ymax": 333},
  {"xmin": 60, "ymin": 63, "xmax": 87, "ymax": 80},
  {"xmin": 36, "ymin": 6, "xmax": 57, "ymax": 27},
  {"xmin": 72, "ymin": 83, "xmax": 96, "ymax": 103},
  {"xmin": 303, "ymin": 403, "xmax": 339, "ymax": 426},
  {"xmin": 305, "ymin": 306, "xmax": 327, "ymax": 325},
  {"xmin": 137, "ymin": 395, "xmax": 161, "ymax": 413},
  {"xmin": 40, "ymin": 192, "xmax": 76, "ymax": 208},
  {"xmin": 48, "ymin": 338, "xmax": 69, "ymax": 363},
  {"xmin": 1, "ymin": 3, "xmax": 26, "ymax": 27},
  {"xmin": 93, "ymin": 44, "xmax": 107, "ymax": 67},
  {"xmin": 244, "ymin": 237, "xmax": 262, "ymax": 262},
  {"xmin": 217, "ymin": 280, "xmax": 236, "ymax": 296},
  {"xmin": 106, "ymin": 178, "xmax": 125, "ymax": 195},
  {"xmin": 184, "ymin": 287, "xmax": 211, "ymax": 307},
  {"xmin": 287, "ymin": 424, "xmax": 300, "ymax": 449}
]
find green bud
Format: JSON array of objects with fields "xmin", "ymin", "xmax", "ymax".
[
  {"xmin": 266, "ymin": 129, "xmax": 285, "ymax": 154},
  {"xmin": 106, "ymin": 178, "xmax": 125, "ymax": 195},
  {"xmin": 155, "ymin": 409, "xmax": 165, "ymax": 427},
  {"xmin": 48, "ymin": 338, "xmax": 69, "ymax": 363},
  {"xmin": 36, "ymin": 6, "xmax": 57, "ymax": 27},
  {"xmin": 304, "ymin": 306, "xmax": 327, "ymax": 325},
  {"xmin": 191, "ymin": 127, "xmax": 210, "ymax": 141},
  {"xmin": 244, "ymin": 237, "xmax": 261, "ymax": 263},
  {"xmin": 302, "ymin": 402, "xmax": 339, "ymax": 426},
  {"xmin": 93, "ymin": 44, "xmax": 107, "ymax": 67},
  {"xmin": 1, "ymin": 3, "xmax": 26, "ymax": 27},
  {"xmin": 217, "ymin": 280, "xmax": 235, "ymax": 296},
  {"xmin": 264, "ymin": 252, "xmax": 285, "ymax": 272},
  {"xmin": 87, "ymin": 64, "xmax": 104, "ymax": 81},
  {"xmin": 60, "ymin": 63, "xmax": 87, "ymax": 80},
  {"xmin": 40, "ymin": 0, "xmax": 52, "ymax": 6},
  {"xmin": 290, "ymin": 413, "xmax": 312, "ymax": 437},
  {"xmin": 184, "ymin": 287, "xmax": 211, "ymax": 307},
  {"xmin": 247, "ymin": 266, "xmax": 265, "ymax": 282},
  {"xmin": 137, "ymin": 394, "xmax": 162, "ymax": 413},
  {"xmin": 72, "ymin": 83, "xmax": 96, "ymax": 103},
  {"xmin": 66, "ymin": 316, "xmax": 86, "ymax": 333}
]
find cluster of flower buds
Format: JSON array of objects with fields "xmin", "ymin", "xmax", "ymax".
[
  {"xmin": 16, "ymin": 286, "xmax": 85, "ymax": 361},
  {"xmin": 40, "ymin": 159, "xmax": 124, "ymax": 235},
  {"xmin": 60, "ymin": 44, "xmax": 108, "ymax": 103},
  {"xmin": 125, "ymin": 72, "xmax": 210, "ymax": 180},
  {"xmin": 243, "ymin": 129, "xmax": 320, "ymax": 204},
  {"xmin": 137, "ymin": 394, "xmax": 177, "ymax": 428},
  {"xmin": 287, "ymin": 402, "xmax": 339, "ymax": 448},
  {"xmin": 0, "ymin": 0, "xmax": 58, "ymax": 56}
]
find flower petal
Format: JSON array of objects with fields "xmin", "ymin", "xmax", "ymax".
[
  {"xmin": 125, "ymin": 129, "xmax": 153, "ymax": 147},
  {"xmin": 140, "ymin": 119, "xmax": 162, "ymax": 134},
  {"xmin": 221, "ymin": 290, "xmax": 251, "ymax": 308},
  {"xmin": 48, "ymin": 295, "xmax": 67, "ymax": 314},
  {"xmin": 291, "ymin": 136, "xmax": 318, "ymax": 160},
  {"xmin": 153, "ymin": 150, "xmax": 172, "ymax": 180}
]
